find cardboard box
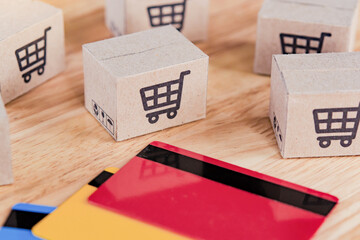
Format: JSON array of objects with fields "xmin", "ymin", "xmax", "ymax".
[
  {"xmin": 83, "ymin": 26, "xmax": 209, "ymax": 141},
  {"xmin": 254, "ymin": 0, "xmax": 359, "ymax": 75},
  {"xmin": 270, "ymin": 52, "xmax": 360, "ymax": 158},
  {"xmin": 105, "ymin": 0, "xmax": 208, "ymax": 42},
  {"xmin": 0, "ymin": 0, "xmax": 65, "ymax": 104},
  {"xmin": 0, "ymin": 96, "xmax": 12, "ymax": 186}
]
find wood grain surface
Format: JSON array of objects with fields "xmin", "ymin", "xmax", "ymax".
[{"xmin": 1, "ymin": 0, "xmax": 359, "ymax": 239}]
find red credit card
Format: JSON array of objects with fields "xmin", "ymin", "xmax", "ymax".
[{"xmin": 88, "ymin": 141, "xmax": 338, "ymax": 240}]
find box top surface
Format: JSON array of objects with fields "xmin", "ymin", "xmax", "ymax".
[
  {"xmin": 83, "ymin": 26, "xmax": 208, "ymax": 78},
  {"xmin": 260, "ymin": 0, "xmax": 358, "ymax": 27},
  {"xmin": 0, "ymin": 0, "xmax": 61, "ymax": 41},
  {"xmin": 274, "ymin": 52, "xmax": 360, "ymax": 94},
  {"xmin": 276, "ymin": 0, "xmax": 359, "ymax": 9},
  {"xmin": 0, "ymin": 0, "xmax": 31, "ymax": 13}
]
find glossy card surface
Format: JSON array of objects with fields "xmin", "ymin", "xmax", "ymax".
[
  {"xmin": 32, "ymin": 167, "xmax": 185, "ymax": 240},
  {"xmin": 89, "ymin": 141, "xmax": 339, "ymax": 240},
  {"xmin": 0, "ymin": 203, "xmax": 55, "ymax": 240}
]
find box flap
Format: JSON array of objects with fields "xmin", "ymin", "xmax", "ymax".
[
  {"xmin": 260, "ymin": 0, "xmax": 357, "ymax": 26},
  {"xmin": 274, "ymin": 52, "xmax": 360, "ymax": 94},
  {"xmin": 83, "ymin": 26, "xmax": 208, "ymax": 78}
]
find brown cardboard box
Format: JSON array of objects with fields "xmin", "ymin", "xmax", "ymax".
[
  {"xmin": 270, "ymin": 52, "xmax": 360, "ymax": 158},
  {"xmin": 254, "ymin": 0, "xmax": 359, "ymax": 75},
  {"xmin": 0, "ymin": 0, "xmax": 65, "ymax": 104},
  {"xmin": 83, "ymin": 26, "xmax": 209, "ymax": 141},
  {"xmin": 0, "ymin": 96, "xmax": 12, "ymax": 186},
  {"xmin": 105, "ymin": 0, "xmax": 208, "ymax": 42}
]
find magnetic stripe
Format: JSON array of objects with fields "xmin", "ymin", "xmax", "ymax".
[
  {"xmin": 88, "ymin": 171, "xmax": 114, "ymax": 188},
  {"xmin": 137, "ymin": 144, "xmax": 337, "ymax": 216},
  {"xmin": 4, "ymin": 210, "xmax": 48, "ymax": 229}
]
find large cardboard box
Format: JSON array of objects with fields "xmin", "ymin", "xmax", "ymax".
[
  {"xmin": 105, "ymin": 0, "xmax": 208, "ymax": 42},
  {"xmin": 0, "ymin": 0, "xmax": 65, "ymax": 104},
  {"xmin": 83, "ymin": 26, "xmax": 209, "ymax": 141},
  {"xmin": 0, "ymin": 96, "xmax": 12, "ymax": 186},
  {"xmin": 270, "ymin": 52, "xmax": 360, "ymax": 158},
  {"xmin": 254, "ymin": 0, "xmax": 359, "ymax": 75}
]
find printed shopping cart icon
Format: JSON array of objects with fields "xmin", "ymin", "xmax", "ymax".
[
  {"xmin": 280, "ymin": 32, "xmax": 331, "ymax": 54},
  {"xmin": 15, "ymin": 27, "xmax": 51, "ymax": 83},
  {"xmin": 140, "ymin": 70, "xmax": 191, "ymax": 124},
  {"xmin": 147, "ymin": 0, "xmax": 187, "ymax": 31},
  {"xmin": 313, "ymin": 103, "xmax": 360, "ymax": 148}
]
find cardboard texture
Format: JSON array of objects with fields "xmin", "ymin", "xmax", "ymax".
[
  {"xmin": 0, "ymin": 0, "xmax": 65, "ymax": 104},
  {"xmin": 105, "ymin": 0, "xmax": 208, "ymax": 42},
  {"xmin": 0, "ymin": 97, "xmax": 12, "ymax": 186},
  {"xmin": 0, "ymin": 0, "xmax": 31, "ymax": 13},
  {"xmin": 83, "ymin": 26, "xmax": 209, "ymax": 141},
  {"xmin": 270, "ymin": 52, "xmax": 360, "ymax": 158},
  {"xmin": 254, "ymin": 0, "xmax": 359, "ymax": 75}
]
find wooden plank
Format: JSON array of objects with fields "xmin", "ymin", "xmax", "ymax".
[{"xmin": 0, "ymin": 0, "xmax": 359, "ymax": 239}]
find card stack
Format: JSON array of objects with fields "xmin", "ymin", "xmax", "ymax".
[{"xmin": 1, "ymin": 142, "xmax": 338, "ymax": 240}]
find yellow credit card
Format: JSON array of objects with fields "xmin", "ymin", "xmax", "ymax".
[{"xmin": 32, "ymin": 167, "xmax": 186, "ymax": 240}]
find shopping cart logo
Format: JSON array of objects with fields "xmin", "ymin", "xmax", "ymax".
[
  {"xmin": 147, "ymin": 0, "xmax": 187, "ymax": 31},
  {"xmin": 92, "ymin": 100, "xmax": 115, "ymax": 136},
  {"xmin": 140, "ymin": 70, "xmax": 191, "ymax": 124},
  {"xmin": 313, "ymin": 103, "xmax": 360, "ymax": 148},
  {"xmin": 280, "ymin": 32, "xmax": 331, "ymax": 54},
  {"xmin": 15, "ymin": 27, "xmax": 51, "ymax": 83}
]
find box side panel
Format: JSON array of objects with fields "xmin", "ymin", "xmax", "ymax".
[
  {"xmin": 254, "ymin": 14, "xmax": 269, "ymax": 75},
  {"xmin": 0, "ymin": 1, "xmax": 60, "ymax": 41},
  {"xmin": 348, "ymin": 3, "xmax": 359, "ymax": 51},
  {"xmin": 0, "ymin": 10, "xmax": 65, "ymax": 104},
  {"xmin": 116, "ymin": 56, "xmax": 208, "ymax": 141},
  {"xmin": 83, "ymin": 48, "xmax": 117, "ymax": 140},
  {"xmin": 105, "ymin": 0, "xmax": 125, "ymax": 36},
  {"xmin": 0, "ymin": 98, "xmax": 12, "ymax": 185},
  {"xmin": 181, "ymin": 0, "xmax": 208, "ymax": 42},
  {"xmin": 269, "ymin": 57, "xmax": 288, "ymax": 157},
  {"xmin": 286, "ymin": 92, "xmax": 360, "ymax": 158}
]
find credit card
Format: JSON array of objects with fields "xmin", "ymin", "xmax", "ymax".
[
  {"xmin": 88, "ymin": 141, "xmax": 338, "ymax": 240},
  {"xmin": 32, "ymin": 167, "xmax": 185, "ymax": 240},
  {"xmin": 0, "ymin": 203, "xmax": 55, "ymax": 240}
]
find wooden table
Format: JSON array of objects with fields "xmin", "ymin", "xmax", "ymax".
[{"xmin": 1, "ymin": 0, "xmax": 359, "ymax": 239}]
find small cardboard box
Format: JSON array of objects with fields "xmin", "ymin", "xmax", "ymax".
[
  {"xmin": 0, "ymin": 0, "xmax": 65, "ymax": 104},
  {"xmin": 83, "ymin": 26, "xmax": 209, "ymax": 141},
  {"xmin": 270, "ymin": 52, "xmax": 360, "ymax": 158},
  {"xmin": 254, "ymin": 0, "xmax": 359, "ymax": 75},
  {"xmin": 0, "ymin": 96, "xmax": 12, "ymax": 186},
  {"xmin": 105, "ymin": 0, "xmax": 208, "ymax": 42}
]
